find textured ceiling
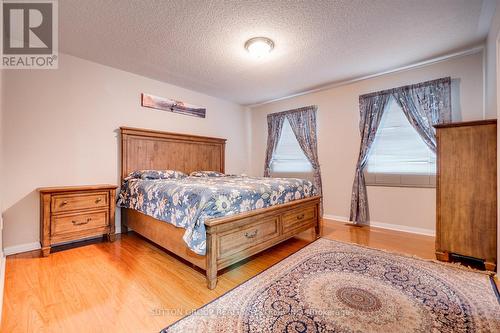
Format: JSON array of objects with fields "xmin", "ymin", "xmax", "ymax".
[{"xmin": 60, "ymin": 0, "xmax": 493, "ymax": 105}]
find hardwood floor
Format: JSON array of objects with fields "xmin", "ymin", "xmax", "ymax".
[{"xmin": 1, "ymin": 219, "xmax": 435, "ymax": 333}]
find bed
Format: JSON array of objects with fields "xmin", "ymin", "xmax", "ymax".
[{"xmin": 119, "ymin": 127, "xmax": 321, "ymax": 289}]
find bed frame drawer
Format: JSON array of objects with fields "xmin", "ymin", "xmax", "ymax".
[
  {"xmin": 218, "ymin": 217, "xmax": 279, "ymax": 258},
  {"xmin": 282, "ymin": 205, "xmax": 316, "ymax": 233}
]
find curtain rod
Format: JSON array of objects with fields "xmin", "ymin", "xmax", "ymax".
[
  {"xmin": 267, "ymin": 105, "xmax": 318, "ymax": 118},
  {"xmin": 359, "ymin": 77, "xmax": 451, "ymax": 100}
]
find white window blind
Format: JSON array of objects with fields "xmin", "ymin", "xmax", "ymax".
[
  {"xmin": 365, "ymin": 97, "xmax": 436, "ymax": 187},
  {"xmin": 271, "ymin": 119, "xmax": 312, "ymax": 173}
]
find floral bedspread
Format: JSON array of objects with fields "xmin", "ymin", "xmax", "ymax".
[{"xmin": 117, "ymin": 176, "xmax": 316, "ymax": 255}]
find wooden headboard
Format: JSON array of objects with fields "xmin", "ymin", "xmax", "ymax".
[{"xmin": 120, "ymin": 127, "xmax": 226, "ymax": 179}]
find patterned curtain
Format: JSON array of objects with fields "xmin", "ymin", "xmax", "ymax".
[
  {"xmin": 264, "ymin": 106, "xmax": 323, "ymax": 212},
  {"xmin": 349, "ymin": 94, "xmax": 391, "ymax": 223},
  {"xmin": 286, "ymin": 106, "xmax": 323, "ymax": 213},
  {"xmin": 349, "ymin": 77, "xmax": 451, "ymax": 224},
  {"xmin": 264, "ymin": 113, "xmax": 285, "ymax": 177},
  {"xmin": 392, "ymin": 77, "xmax": 451, "ymax": 153}
]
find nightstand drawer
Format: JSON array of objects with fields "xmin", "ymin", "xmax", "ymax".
[
  {"xmin": 52, "ymin": 211, "xmax": 108, "ymax": 235},
  {"xmin": 52, "ymin": 192, "xmax": 108, "ymax": 213}
]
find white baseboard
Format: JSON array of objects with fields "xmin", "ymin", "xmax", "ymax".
[
  {"xmin": 3, "ymin": 228, "xmax": 123, "ymax": 256},
  {"xmin": 323, "ymin": 214, "xmax": 435, "ymax": 237},
  {"xmin": 4, "ymin": 242, "xmax": 41, "ymax": 256},
  {"xmin": 3, "ymin": 218, "xmax": 433, "ymax": 256}
]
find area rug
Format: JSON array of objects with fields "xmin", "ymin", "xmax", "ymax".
[{"xmin": 162, "ymin": 238, "xmax": 500, "ymax": 332}]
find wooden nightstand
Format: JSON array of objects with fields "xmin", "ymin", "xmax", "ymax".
[{"xmin": 38, "ymin": 185, "xmax": 117, "ymax": 257}]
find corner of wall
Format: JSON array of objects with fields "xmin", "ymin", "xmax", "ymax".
[
  {"xmin": 488, "ymin": 0, "xmax": 500, "ymax": 276},
  {"xmin": 486, "ymin": 0, "xmax": 500, "ymax": 118},
  {"xmin": 243, "ymin": 106, "xmax": 253, "ymax": 175},
  {"xmin": 0, "ymin": 66, "xmax": 5, "ymax": 324}
]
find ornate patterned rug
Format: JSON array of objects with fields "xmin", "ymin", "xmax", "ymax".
[{"xmin": 162, "ymin": 238, "xmax": 500, "ymax": 332}]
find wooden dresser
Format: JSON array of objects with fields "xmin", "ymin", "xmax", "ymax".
[
  {"xmin": 435, "ymin": 120, "xmax": 497, "ymax": 270},
  {"xmin": 38, "ymin": 185, "xmax": 117, "ymax": 256}
]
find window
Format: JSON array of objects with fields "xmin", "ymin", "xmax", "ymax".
[
  {"xmin": 365, "ymin": 97, "xmax": 436, "ymax": 187},
  {"xmin": 270, "ymin": 119, "xmax": 312, "ymax": 173}
]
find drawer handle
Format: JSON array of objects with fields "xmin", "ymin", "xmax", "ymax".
[
  {"xmin": 95, "ymin": 198, "xmax": 102, "ymax": 203},
  {"xmin": 244, "ymin": 230, "xmax": 258, "ymax": 239},
  {"xmin": 61, "ymin": 201, "xmax": 68, "ymax": 206},
  {"xmin": 72, "ymin": 218, "xmax": 91, "ymax": 226},
  {"xmin": 296, "ymin": 214, "xmax": 305, "ymax": 220}
]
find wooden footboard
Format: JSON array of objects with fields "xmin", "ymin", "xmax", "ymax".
[{"xmin": 121, "ymin": 196, "xmax": 321, "ymax": 289}]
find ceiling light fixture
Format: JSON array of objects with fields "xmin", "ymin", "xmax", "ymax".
[{"xmin": 244, "ymin": 37, "xmax": 274, "ymax": 58}]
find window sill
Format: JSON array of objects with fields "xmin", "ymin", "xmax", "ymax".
[
  {"xmin": 366, "ymin": 183, "xmax": 436, "ymax": 189},
  {"xmin": 364, "ymin": 172, "xmax": 436, "ymax": 188}
]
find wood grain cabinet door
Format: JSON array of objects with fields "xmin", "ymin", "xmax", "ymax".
[{"xmin": 436, "ymin": 121, "xmax": 497, "ymax": 267}]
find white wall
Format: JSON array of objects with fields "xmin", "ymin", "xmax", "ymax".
[
  {"xmin": 2, "ymin": 54, "xmax": 250, "ymax": 250},
  {"xmin": 0, "ymin": 68, "xmax": 4, "ymax": 319},
  {"xmin": 487, "ymin": 0, "xmax": 500, "ymax": 272},
  {"xmin": 487, "ymin": 1, "xmax": 500, "ymax": 119},
  {"xmin": 250, "ymin": 52, "xmax": 486, "ymax": 234},
  {"xmin": 0, "ymin": 49, "xmax": 491, "ymax": 250},
  {"xmin": 1, "ymin": 68, "xmax": 4, "ymax": 252}
]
